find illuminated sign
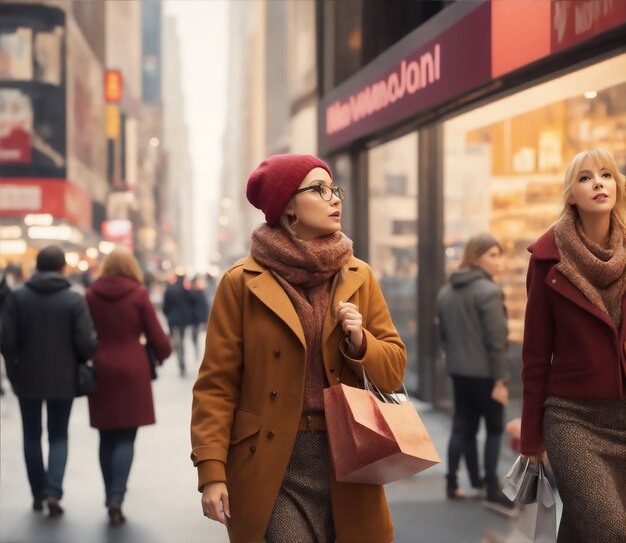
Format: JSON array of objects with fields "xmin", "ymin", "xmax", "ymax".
[
  {"xmin": 102, "ymin": 219, "xmax": 133, "ymax": 251},
  {"xmin": 106, "ymin": 104, "xmax": 120, "ymax": 139},
  {"xmin": 104, "ymin": 70, "xmax": 123, "ymax": 103}
]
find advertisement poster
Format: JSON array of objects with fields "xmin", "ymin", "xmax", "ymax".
[{"xmin": 0, "ymin": 89, "xmax": 33, "ymax": 164}]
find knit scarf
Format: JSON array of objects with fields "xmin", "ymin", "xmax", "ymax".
[
  {"xmin": 250, "ymin": 225, "xmax": 353, "ymax": 410},
  {"xmin": 554, "ymin": 207, "xmax": 626, "ymax": 329}
]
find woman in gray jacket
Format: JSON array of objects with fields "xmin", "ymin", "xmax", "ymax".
[{"xmin": 437, "ymin": 234, "xmax": 512, "ymax": 511}]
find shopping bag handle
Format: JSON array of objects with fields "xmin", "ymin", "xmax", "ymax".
[{"xmin": 361, "ymin": 365, "xmax": 409, "ymax": 404}]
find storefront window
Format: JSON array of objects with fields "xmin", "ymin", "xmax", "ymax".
[
  {"xmin": 368, "ymin": 132, "xmax": 418, "ymax": 389},
  {"xmin": 444, "ymin": 54, "xmax": 626, "ymax": 342}
]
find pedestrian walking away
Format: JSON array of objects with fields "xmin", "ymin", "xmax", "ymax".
[
  {"xmin": 0, "ymin": 245, "xmax": 98, "ymax": 518},
  {"xmin": 85, "ymin": 248, "xmax": 172, "ymax": 526},
  {"xmin": 520, "ymin": 148, "xmax": 626, "ymax": 543},
  {"xmin": 163, "ymin": 270, "xmax": 194, "ymax": 376},
  {"xmin": 190, "ymin": 153, "xmax": 407, "ymax": 543},
  {"xmin": 437, "ymin": 234, "xmax": 515, "ymax": 514},
  {"xmin": 190, "ymin": 274, "xmax": 210, "ymax": 362}
]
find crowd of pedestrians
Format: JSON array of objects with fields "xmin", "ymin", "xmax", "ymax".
[{"xmin": 163, "ymin": 271, "xmax": 212, "ymax": 377}]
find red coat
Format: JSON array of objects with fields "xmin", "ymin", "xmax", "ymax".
[
  {"xmin": 86, "ymin": 276, "xmax": 171, "ymax": 429},
  {"xmin": 521, "ymin": 228, "xmax": 626, "ymax": 455}
]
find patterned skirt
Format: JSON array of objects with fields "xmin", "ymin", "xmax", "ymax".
[
  {"xmin": 544, "ymin": 396, "xmax": 626, "ymax": 543},
  {"xmin": 265, "ymin": 431, "xmax": 335, "ymax": 543}
]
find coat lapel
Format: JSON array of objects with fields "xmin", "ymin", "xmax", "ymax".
[
  {"xmin": 322, "ymin": 258, "xmax": 365, "ymax": 346},
  {"xmin": 243, "ymin": 257, "xmax": 306, "ymax": 347},
  {"xmin": 242, "ymin": 256, "xmax": 365, "ymax": 350},
  {"xmin": 533, "ymin": 229, "xmax": 617, "ymax": 331},
  {"xmin": 546, "ymin": 266, "xmax": 615, "ymax": 330}
]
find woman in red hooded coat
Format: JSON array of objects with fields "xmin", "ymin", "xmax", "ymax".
[{"xmin": 86, "ymin": 248, "xmax": 171, "ymax": 525}]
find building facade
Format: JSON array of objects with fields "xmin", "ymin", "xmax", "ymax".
[
  {"xmin": 0, "ymin": 0, "xmax": 172, "ymax": 275},
  {"xmin": 316, "ymin": 0, "xmax": 626, "ymax": 402},
  {"xmin": 217, "ymin": 0, "xmax": 320, "ymax": 267}
]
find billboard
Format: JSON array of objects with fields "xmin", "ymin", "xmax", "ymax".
[{"xmin": 0, "ymin": 4, "xmax": 66, "ymax": 178}]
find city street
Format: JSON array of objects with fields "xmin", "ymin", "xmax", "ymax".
[{"xmin": 1, "ymin": 336, "xmax": 527, "ymax": 543}]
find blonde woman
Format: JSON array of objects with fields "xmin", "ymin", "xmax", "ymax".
[
  {"xmin": 437, "ymin": 234, "xmax": 513, "ymax": 511},
  {"xmin": 86, "ymin": 248, "xmax": 171, "ymax": 525},
  {"xmin": 521, "ymin": 148, "xmax": 626, "ymax": 542},
  {"xmin": 191, "ymin": 154, "xmax": 406, "ymax": 543}
]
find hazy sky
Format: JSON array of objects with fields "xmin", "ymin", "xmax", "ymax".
[{"xmin": 163, "ymin": 0, "xmax": 229, "ymax": 271}]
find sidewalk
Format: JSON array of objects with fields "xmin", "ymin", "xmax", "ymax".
[
  {"xmin": 1, "ymin": 342, "xmax": 537, "ymax": 543},
  {"xmin": 0, "ymin": 346, "xmax": 229, "ymax": 543},
  {"xmin": 385, "ymin": 399, "xmax": 526, "ymax": 543}
]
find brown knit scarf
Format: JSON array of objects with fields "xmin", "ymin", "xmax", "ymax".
[
  {"xmin": 554, "ymin": 207, "xmax": 626, "ymax": 329},
  {"xmin": 250, "ymin": 224, "xmax": 353, "ymax": 410}
]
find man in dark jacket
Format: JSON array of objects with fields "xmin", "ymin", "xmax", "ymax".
[
  {"xmin": 1, "ymin": 246, "xmax": 98, "ymax": 517},
  {"xmin": 162, "ymin": 271, "xmax": 194, "ymax": 376}
]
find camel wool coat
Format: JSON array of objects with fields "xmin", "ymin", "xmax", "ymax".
[{"xmin": 191, "ymin": 255, "xmax": 407, "ymax": 543}]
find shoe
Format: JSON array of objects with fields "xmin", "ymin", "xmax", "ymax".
[
  {"xmin": 47, "ymin": 498, "xmax": 64, "ymax": 518},
  {"xmin": 32, "ymin": 498, "xmax": 45, "ymax": 512},
  {"xmin": 447, "ymin": 487, "xmax": 465, "ymax": 499},
  {"xmin": 445, "ymin": 474, "xmax": 465, "ymax": 500},
  {"xmin": 108, "ymin": 505, "xmax": 126, "ymax": 527}
]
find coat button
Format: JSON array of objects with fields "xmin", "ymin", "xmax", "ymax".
[
  {"xmin": 270, "ymin": 390, "xmax": 277, "ymax": 399},
  {"xmin": 336, "ymin": 377, "xmax": 340, "ymax": 382},
  {"xmin": 551, "ymin": 279, "xmax": 557, "ymax": 284},
  {"xmin": 267, "ymin": 431, "xmax": 274, "ymax": 439},
  {"xmin": 250, "ymin": 446, "xmax": 256, "ymax": 453},
  {"xmin": 274, "ymin": 348, "xmax": 281, "ymax": 357}
]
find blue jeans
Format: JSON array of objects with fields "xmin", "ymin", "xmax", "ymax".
[
  {"xmin": 18, "ymin": 398, "xmax": 73, "ymax": 501},
  {"xmin": 99, "ymin": 428, "xmax": 138, "ymax": 506}
]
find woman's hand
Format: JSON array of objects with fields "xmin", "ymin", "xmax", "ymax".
[
  {"xmin": 526, "ymin": 452, "xmax": 545, "ymax": 466},
  {"xmin": 491, "ymin": 379, "xmax": 509, "ymax": 405},
  {"xmin": 335, "ymin": 301, "xmax": 364, "ymax": 352},
  {"xmin": 201, "ymin": 482, "xmax": 230, "ymax": 524}
]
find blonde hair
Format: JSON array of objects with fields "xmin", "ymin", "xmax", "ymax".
[
  {"xmin": 556, "ymin": 148, "xmax": 626, "ymax": 232},
  {"xmin": 99, "ymin": 247, "xmax": 144, "ymax": 284},
  {"xmin": 459, "ymin": 234, "xmax": 502, "ymax": 270}
]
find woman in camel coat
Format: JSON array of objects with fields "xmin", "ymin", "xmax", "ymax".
[{"xmin": 190, "ymin": 154, "xmax": 406, "ymax": 543}]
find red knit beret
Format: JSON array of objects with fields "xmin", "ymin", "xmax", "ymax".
[{"xmin": 246, "ymin": 154, "xmax": 333, "ymax": 226}]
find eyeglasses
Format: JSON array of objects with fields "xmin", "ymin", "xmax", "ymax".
[{"xmin": 293, "ymin": 184, "xmax": 345, "ymax": 201}]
